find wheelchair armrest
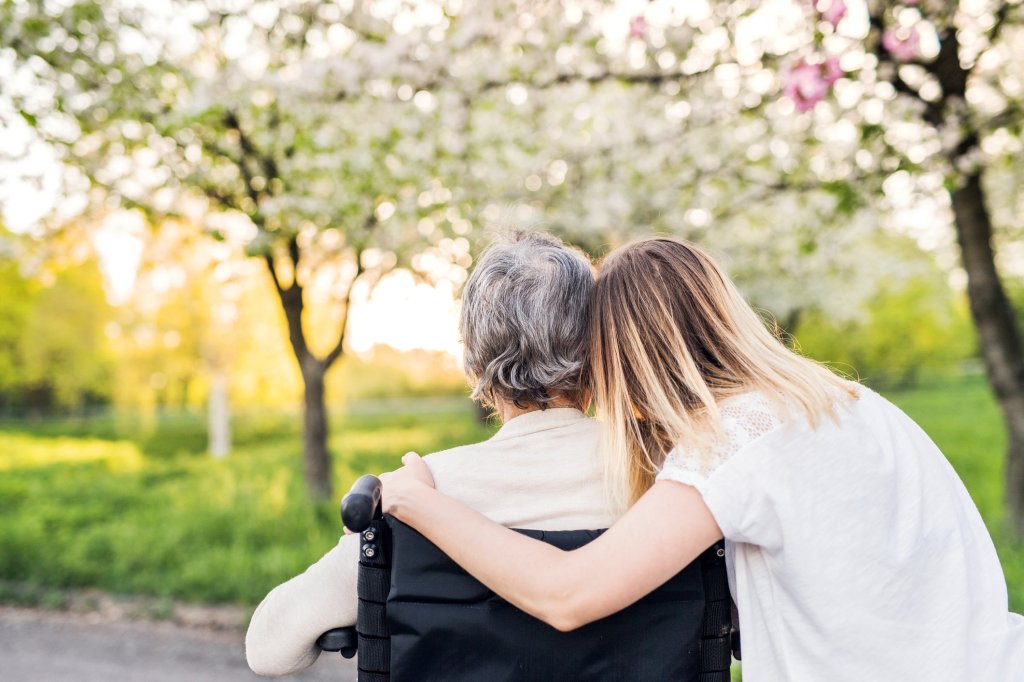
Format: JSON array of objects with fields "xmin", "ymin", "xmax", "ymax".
[{"xmin": 316, "ymin": 627, "xmax": 358, "ymax": 659}]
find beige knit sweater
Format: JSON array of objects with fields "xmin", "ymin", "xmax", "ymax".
[{"xmin": 245, "ymin": 408, "xmax": 617, "ymax": 676}]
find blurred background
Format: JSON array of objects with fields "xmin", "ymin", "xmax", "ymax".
[{"xmin": 1, "ymin": 0, "xmax": 1023, "ymax": 677}]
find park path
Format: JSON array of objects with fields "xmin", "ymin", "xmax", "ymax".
[{"xmin": 0, "ymin": 606, "xmax": 356, "ymax": 682}]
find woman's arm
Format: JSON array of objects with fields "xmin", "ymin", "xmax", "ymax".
[{"xmin": 382, "ymin": 454, "xmax": 722, "ymax": 632}]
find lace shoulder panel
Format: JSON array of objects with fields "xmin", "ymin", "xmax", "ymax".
[{"xmin": 657, "ymin": 391, "xmax": 784, "ymax": 484}]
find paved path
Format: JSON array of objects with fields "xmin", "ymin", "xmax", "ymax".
[{"xmin": 0, "ymin": 607, "xmax": 356, "ymax": 682}]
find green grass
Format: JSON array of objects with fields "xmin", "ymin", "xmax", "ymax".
[
  {"xmin": 0, "ymin": 401, "xmax": 494, "ymax": 605},
  {"xmin": 0, "ymin": 379, "xmax": 1021, "ymax": 612}
]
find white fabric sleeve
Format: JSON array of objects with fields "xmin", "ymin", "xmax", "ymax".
[
  {"xmin": 245, "ymin": 532, "xmax": 360, "ymax": 676},
  {"xmin": 655, "ymin": 445, "xmax": 715, "ymax": 507},
  {"xmin": 658, "ymin": 443, "xmax": 777, "ymax": 546},
  {"xmin": 655, "ymin": 392, "xmax": 783, "ymax": 544}
]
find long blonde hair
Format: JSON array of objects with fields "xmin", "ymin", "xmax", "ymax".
[{"xmin": 590, "ymin": 237, "xmax": 857, "ymax": 509}]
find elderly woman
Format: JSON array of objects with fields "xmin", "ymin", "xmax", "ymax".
[{"xmin": 245, "ymin": 230, "xmax": 617, "ymax": 676}]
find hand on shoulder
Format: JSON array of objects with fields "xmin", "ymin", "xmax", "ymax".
[{"xmin": 381, "ymin": 452, "xmax": 436, "ymax": 519}]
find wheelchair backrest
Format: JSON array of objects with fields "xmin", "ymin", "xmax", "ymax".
[{"xmin": 353, "ymin": 515, "xmax": 732, "ymax": 682}]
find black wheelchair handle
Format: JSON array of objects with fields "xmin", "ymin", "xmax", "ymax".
[
  {"xmin": 341, "ymin": 474, "xmax": 382, "ymax": 532},
  {"xmin": 316, "ymin": 627, "xmax": 357, "ymax": 659}
]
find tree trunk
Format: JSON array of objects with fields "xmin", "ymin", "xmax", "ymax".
[
  {"xmin": 208, "ymin": 370, "xmax": 231, "ymax": 459},
  {"xmin": 950, "ymin": 172, "xmax": 1024, "ymax": 533},
  {"xmin": 265, "ymin": 257, "xmax": 338, "ymax": 502},
  {"xmin": 301, "ymin": 364, "xmax": 332, "ymax": 500}
]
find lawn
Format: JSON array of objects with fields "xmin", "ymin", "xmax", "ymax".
[
  {"xmin": 0, "ymin": 400, "xmax": 495, "ymax": 606},
  {"xmin": 0, "ymin": 378, "xmax": 1021, "ymax": 612}
]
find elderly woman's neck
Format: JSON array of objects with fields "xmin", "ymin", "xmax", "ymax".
[{"xmin": 494, "ymin": 395, "xmax": 584, "ymax": 424}]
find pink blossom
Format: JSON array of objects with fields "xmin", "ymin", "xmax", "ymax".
[
  {"xmin": 629, "ymin": 16, "xmax": 647, "ymax": 39},
  {"xmin": 882, "ymin": 27, "xmax": 920, "ymax": 61},
  {"xmin": 782, "ymin": 58, "xmax": 844, "ymax": 112},
  {"xmin": 821, "ymin": 0, "xmax": 847, "ymax": 29},
  {"xmin": 823, "ymin": 56, "xmax": 843, "ymax": 85}
]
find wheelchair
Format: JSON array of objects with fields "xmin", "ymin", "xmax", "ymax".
[{"xmin": 317, "ymin": 475, "xmax": 737, "ymax": 681}]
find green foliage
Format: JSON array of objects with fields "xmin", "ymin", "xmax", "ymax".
[
  {"xmin": 0, "ymin": 402, "xmax": 493, "ymax": 604},
  {"xmin": 794, "ymin": 279, "xmax": 976, "ymax": 388},
  {"xmin": 333, "ymin": 347, "xmax": 469, "ymax": 402},
  {"xmin": 20, "ymin": 260, "xmax": 114, "ymax": 408},
  {"xmin": 0, "ymin": 259, "xmax": 36, "ymax": 397},
  {"xmin": 821, "ymin": 180, "xmax": 862, "ymax": 216},
  {"xmin": 0, "ymin": 247, "xmax": 114, "ymax": 411}
]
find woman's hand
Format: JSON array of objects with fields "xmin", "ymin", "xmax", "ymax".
[{"xmin": 380, "ymin": 452, "xmax": 435, "ymax": 519}]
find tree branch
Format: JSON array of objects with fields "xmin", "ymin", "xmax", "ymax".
[
  {"xmin": 334, "ymin": 51, "xmax": 781, "ymax": 103},
  {"xmin": 272, "ymin": 269, "xmax": 312, "ymax": 366},
  {"xmin": 322, "ymin": 207, "xmax": 383, "ymax": 370},
  {"xmin": 264, "ymin": 253, "xmax": 286, "ymax": 294},
  {"xmin": 322, "ymin": 247, "xmax": 365, "ymax": 370},
  {"xmin": 966, "ymin": 2, "xmax": 1021, "ymax": 82},
  {"xmin": 869, "ymin": 10, "xmax": 928, "ymax": 100},
  {"xmin": 221, "ymin": 109, "xmax": 284, "ymax": 225},
  {"xmin": 981, "ymin": 2, "xmax": 1017, "ymax": 58},
  {"xmin": 195, "ymin": 181, "xmax": 245, "ymax": 214},
  {"xmin": 978, "ymin": 102, "xmax": 1024, "ymax": 137},
  {"xmin": 869, "ymin": 7, "xmax": 957, "ymax": 128},
  {"xmin": 478, "ymin": 68, "xmax": 698, "ymax": 93},
  {"xmin": 288, "ymin": 236, "xmax": 301, "ymax": 277}
]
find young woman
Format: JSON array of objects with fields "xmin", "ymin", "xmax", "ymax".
[{"xmin": 381, "ymin": 237, "xmax": 1024, "ymax": 681}]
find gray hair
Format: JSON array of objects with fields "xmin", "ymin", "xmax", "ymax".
[{"xmin": 461, "ymin": 230, "xmax": 594, "ymax": 409}]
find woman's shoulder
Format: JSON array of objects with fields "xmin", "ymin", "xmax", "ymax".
[
  {"xmin": 718, "ymin": 390, "xmax": 787, "ymax": 444},
  {"xmin": 658, "ymin": 384, "xmax": 863, "ymax": 488},
  {"xmin": 657, "ymin": 390, "xmax": 785, "ymax": 485}
]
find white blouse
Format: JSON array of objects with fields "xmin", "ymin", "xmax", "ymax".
[{"xmin": 657, "ymin": 387, "xmax": 1024, "ymax": 681}]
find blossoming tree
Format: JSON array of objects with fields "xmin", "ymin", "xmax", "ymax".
[
  {"xmin": 507, "ymin": 0, "xmax": 1024, "ymax": 532},
  {"xmin": 387, "ymin": 0, "xmax": 1024, "ymax": 530},
  {"xmin": 5, "ymin": 0, "xmax": 1019, "ymax": 518},
  {"xmin": 2, "ymin": 0, "xmax": 482, "ymax": 499},
  {"xmin": 772, "ymin": 0, "xmax": 1024, "ymax": 531}
]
